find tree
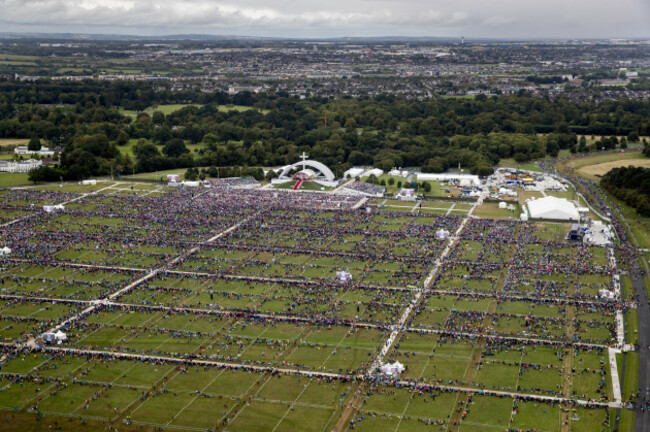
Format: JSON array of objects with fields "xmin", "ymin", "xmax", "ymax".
[
  {"xmin": 28, "ymin": 136, "xmax": 41, "ymax": 151},
  {"xmin": 376, "ymin": 158, "xmax": 394, "ymax": 172},
  {"xmin": 578, "ymin": 136, "xmax": 588, "ymax": 153},
  {"xmin": 163, "ymin": 138, "xmax": 189, "ymax": 158},
  {"xmin": 28, "ymin": 166, "xmax": 60, "ymax": 183},
  {"xmin": 423, "ymin": 182, "xmax": 432, "ymax": 193},
  {"xmin": 388, "ymin": 177, "xmax": 395, "ymax": 186},
  {"xmin": 184, "ymin": 167, "xmax": 199, "ymax": 180},
  {"xmin": 116, "ymin": 130, "xmax": 129, "ymax": 146},
  {"xmin": 628, "ymin": 131, "xmax": 639, "ymax": 142},
  {"xmin": 475, "ymin": 165, "xmax": 494, "ymax": 177}
]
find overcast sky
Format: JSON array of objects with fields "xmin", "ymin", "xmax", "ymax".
[{"xmin": 1, "ymin": 0, "xmax": 649, "ymax": 39}]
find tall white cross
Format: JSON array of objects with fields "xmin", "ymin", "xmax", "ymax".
[{"xmin": 300, "ymin": 151, "xmax": 309, "ymax": 170}]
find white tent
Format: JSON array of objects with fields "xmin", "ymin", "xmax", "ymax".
[
  {"xmin": 396, "ymin": 189, "xmax": 416, "ymax": 201},
  {"xmin": 343, "ymin": 167, "xmax": 365, "ymax": 178},
  {"xmin": 598, "ymin": 289, "xmax": 615, "ymax": 300},
  {"xmin": 525, "ymin": 196, "xmax": 580, "ymax": 221},
  {"xmin": 380, "ymin": 361, "xmax": 405, "ymax": 377},
  {"xmin": 336, "ymin": 271, "xmax": 352, "ymax": 283},
  {"xmin": 360, "ymin": 168, "xmax": 384, "ymax": 178},
  {"xmin": 0, "ymin": 246, "xmax": 10, "ymax": 256},
  {"xmin": 435, "ymin": 229, "xmax": 450, "ymax": 240},
  {"xmin": 42, "ymin": 330, "xmax": 67, "ymax": 344},
  {"xmin": 498, "ymin": 201, "xmax": 507, "ymax": 209}
]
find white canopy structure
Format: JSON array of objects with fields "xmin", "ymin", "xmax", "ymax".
[
  {"xmin": 360, "ymin": 168, "xmax": 384, "ymax": 178},
  {"xmin": 395, "ymin": 188, "xmax": 416, "ymax": 201},
  {"xmin": 274, "ymin": 153, "xmax": 339, "ymax": 187},
  {"xmin": 435, "ymin": 229, "xmax": 450, "ymax": 240},
  {"xmin": 525, "ymin": 196, "xmax": 580, "ymax": 221},
  {"xmin": 336, "ymin": 271, "xmax": 352, "ymax": 283},
  {"xmin": 416, "ymin": 173, "xmax": 480, "ymax": 187},
  {"xmin": 0, "ymin": 246, "xmax": 11, "ymax": 256},
  {"xmin": 344, "ymin": 167, "xmax": 366, "ymax": 178},
  {"xmin": 43, "ymin": 331, "xmax": 67, "ymax": 344},
  {"xmin": 599, "ymin": 289, "xmax": 615, "ymax": 300},
  {"xmin": 278, "ymin": 160, "xmax": 335, "ymax": 182},
  {"xmin": 380, "ymin": 361, "xmax": 405, "ymax": 377},
  {"xmin": 43, "ymin": 204, "xmax": 65, "ymax": 213}
]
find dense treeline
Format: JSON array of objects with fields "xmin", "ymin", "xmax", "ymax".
[
  {"xmin": 601, "ymin": 166, "xmax": 650, "ymax": 216},
  {"xmin": 2, "ymin": 79, "xmax": 649, "ymax": 180}
]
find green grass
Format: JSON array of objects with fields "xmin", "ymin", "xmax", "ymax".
[
  {"xmin": 0, "ymin": 173, "xmax": 30, "ymax": 186},
  {"xmin": 473, "ymin": 202, "xmax": 521, "ymax": 219},
  {"xmin": 119, "ymin": 104, "xmax": 260, "ymax": 119}
]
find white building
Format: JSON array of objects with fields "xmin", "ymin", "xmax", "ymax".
[
  {"xmin": 14, "ymin": 146, "xmax": 56, "ymax": 156},
  {"xmin": 359, "ymin": 168, "xmax": 384, "ymax": 178},
  {"xmin": 0, "ymin": 159, "xmax": 42, "ymax": 173},
  {"xmin": 416, "ymin": 173, "xmax": 480, "ymax": 188},
  {"xmin": 525, "ymin": 196, "xmax": 580, "ymax": 221},
  {"xmin": 343, "ymin": 167, "xmax": 366, "ymax": 178}
]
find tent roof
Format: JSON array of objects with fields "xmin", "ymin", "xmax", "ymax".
[{"xmin": 526, "ymin": 196, "xmax": 580, "ymax": 221}]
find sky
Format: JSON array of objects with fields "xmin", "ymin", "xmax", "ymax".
[{"xmin": 0, "ymin": 0, "xmax": 649, "ymax": 39}]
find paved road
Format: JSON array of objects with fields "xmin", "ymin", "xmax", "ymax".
[{"xmin": 630, "ymin": 250, "xmax": 650, "ymax": 431}]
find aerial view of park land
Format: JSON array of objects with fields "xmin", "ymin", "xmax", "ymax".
[{"xmin": 1, "ymin": 1, "xmax": 650, "ymax": 432}]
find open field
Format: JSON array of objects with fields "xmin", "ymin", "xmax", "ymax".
[
  {"xmin": 119, "ymin": 104, "xmax": 260, "ymax": 119},
  {"xmin": 0, "ymin": 184, "xmax": 630, "ymax": 431},
  {"xmin": 579, "ymin": 158, "xmax": 650, "ymax": 177},
  {"xmin": 0, "ymin": 173, "xmax": 30, "ymax": 186},
  {"xmin": 0, "ymin": 138, "xmax": 29, "ymax": 147}
]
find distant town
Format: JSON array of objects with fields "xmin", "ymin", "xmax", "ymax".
[{"xmin": 1, "ymin": 37, "xmax": 649, "ymax": 101}]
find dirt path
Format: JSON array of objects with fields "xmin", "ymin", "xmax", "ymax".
[{"xmin": 333, "ymin": 382, "xmax": 365, "ymax": 432}]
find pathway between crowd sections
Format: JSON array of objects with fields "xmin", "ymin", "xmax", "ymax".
[
  {"xmin": 1, "ymin": 182, "xmax": 118, "ymax": 228},
  {"xmin": 1, "ymin": 342, "xmax": 620, "ymax": 409},
  {"xmin": 368, "ymin": 203, "xmax": 475, "ymax": 375},
  {"xmin": 3, "ymin": 257, "xmax": 629, "ymax": 310},
  {"xmin": 25, "ymin": 211, "xmax": 262, "ymax": 348}
]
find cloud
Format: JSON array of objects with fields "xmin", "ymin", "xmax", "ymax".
[{"xmin": 0, "ymin": 0, "xmax": 648, "ymax": 38}]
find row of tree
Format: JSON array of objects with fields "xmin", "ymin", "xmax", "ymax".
[
  {"xmin": 601, "ymin": 166, "xmax": 650, "ymax": 216},
  {"xmin": 4, "ymin": 78, "xmax": 648, "ymax": 181}
]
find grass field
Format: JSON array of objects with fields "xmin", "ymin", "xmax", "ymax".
[
  {"xmin": 119, "ymin": 104, "xmax": 260, "ymax": 119},
  {"xmin": 578, "ymin": 158, "xmax": 650, "ymax": 178},
  {"xmin": 0, "ymin": 138, "xmax": 29, "ymax": 147},
  {"xmin": 0, "ymin": 182, "xmax": 631, "ymax": 431},
  {"xmin": 473, "ymin": 201, "xmax": 521, "ymax": 219},
  {"xmin": 0, "ymin": 173, "xmax": 30, "ymax": 186}
]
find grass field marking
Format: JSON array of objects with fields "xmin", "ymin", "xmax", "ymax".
[
  {"xmin": 72, "ymin": 307, "xmax": 159, "ymax": 345},
  {"xmin": 317, "ymin": 326, "xmax": 355, "ymax": 369},
  {"xmin": 269, "ymin": 377, "xmax": 313, "ymax": 432},
  {"xmin": 369, "ymin": 215, "xmax": 470, "ymax": 375},
  {"xmin": 321, "ymin": 406, "xmax": 342, "ymax": 432},
  {"xmin": 130, "ymin": 419, "xmax": 206, "ymax": 431},
  {"xmin": 461, "ymin": 420, "xmax": 516, "ymax": 430},
  {"xmin": 164, "ymin": 368, "xmax": 227, "ymax": 427},
  {"xmin": 21, "ymin": 359, "xmax": 94, "ymax": 411},
  {"xmin": 507, "ymin": 350, "xmax": 526, "ymax": 428},
  {"xmin": 216, "ymin": 370, "xmax": 269, "ymax": 429}
]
